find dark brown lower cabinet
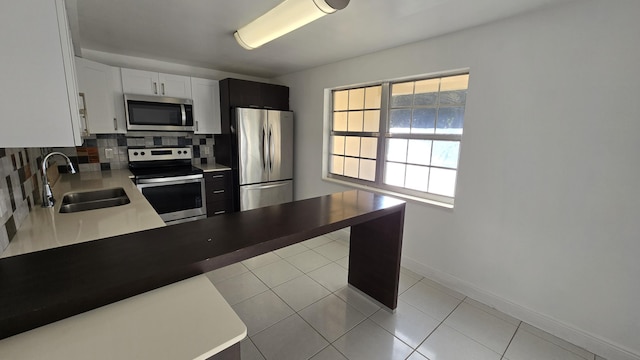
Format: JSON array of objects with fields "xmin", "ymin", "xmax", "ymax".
[{"xmin": 205, "ymin": 170, "xmax": 233, "ymax": 217}]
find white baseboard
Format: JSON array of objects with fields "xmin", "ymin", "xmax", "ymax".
[{"xmin": 401, "ymin": 256, "xmax": 639, "ymax": 360}]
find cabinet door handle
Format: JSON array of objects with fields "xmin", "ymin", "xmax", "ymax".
[
  {"xmin": 213, "ymin": 190, "xmax": 224, "ymax": 194},
  {"xmin": 153, "ymin": 82, "xmax": 158, "ymax": 94},
  {"xmin": 195, "ymin": 121, "xmax": 199, "ymax": 132},
  {"xmin": 214, "ymin": 211, "xmax": 225, "ymax": 215},
  {"xmin": 113, "ymin": 118, "xmax": 118, "ymax": 131},
  {"xmin": 211, "ymin": 174, "xmax": 224, "ymax": 179},
  {"xmin": 161, "ymin": 83, "xmax": 165, "ymax": 95}
]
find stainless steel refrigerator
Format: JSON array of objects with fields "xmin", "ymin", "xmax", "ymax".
[{"xmin": 236, "ymin": 108, "xmax": 293, "ymax": 211}]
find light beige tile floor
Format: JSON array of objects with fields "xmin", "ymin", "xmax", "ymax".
[{"xmin": 207, "ymin": 229, "xmax": 604, "ymax": 360}]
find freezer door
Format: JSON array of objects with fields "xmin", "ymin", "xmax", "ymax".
[
  {"xmin": 237, "ymin": 108, "xmax": 268, "ymax": 185},
  {"xmin": 267, "ymin": 110, "xmax": 293, "ymax": 182},
  {"xmin": 240, "ymin": 180, "xmax": 293, "ymax": 211}
]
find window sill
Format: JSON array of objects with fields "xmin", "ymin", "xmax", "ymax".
[{"xmin": 322, "ymin": 176, "xmax": 454, "ymax": 209}]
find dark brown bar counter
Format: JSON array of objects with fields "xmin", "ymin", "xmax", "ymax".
[{"xmin": 0, "ymin": 190, "xmax": 405, "ymax": 340}]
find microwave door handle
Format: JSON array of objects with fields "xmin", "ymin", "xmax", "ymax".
[{"xmin": 181, "ymin": 104, "xmax": 186, "ymax": 126}]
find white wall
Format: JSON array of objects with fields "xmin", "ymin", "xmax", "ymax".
[{"xmin": 277, "ymin": 1, "xmax": 640, "ymax": 359}]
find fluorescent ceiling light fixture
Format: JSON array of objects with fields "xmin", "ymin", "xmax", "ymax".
[{"xmin": 234, "ymin": 0, "xmax": 350, "ymax": 50}]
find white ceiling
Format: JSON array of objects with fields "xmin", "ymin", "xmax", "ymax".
[{"xmin": 73, "ymin": 0, "xmax": 574, "ymax": 78}]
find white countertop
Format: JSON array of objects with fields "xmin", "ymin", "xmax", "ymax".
[
  {"xmin": 0, "ymin": 274, "xmax": 247, "ymax": 360},
  {"xmin": 197, "ymin": 163, "xmax": 231, "ymax": 172},
  {"xmin": 1, "ymin": 169, "xmax": 165, "ymax": 258}
]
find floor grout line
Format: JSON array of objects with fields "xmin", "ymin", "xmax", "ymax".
[{"xmin": 500, "ymin": 320, "xmax": 522, "ymax": 360}]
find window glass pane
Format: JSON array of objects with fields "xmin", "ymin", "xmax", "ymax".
[
  {"xmin": 389, "ymin": 109, "xmax": 411, "ymax": 133},
  {"xmin": 436, "ymin": 107, "xmax": 464, "ymax": 134},
  {"xmin": 334, "ymin": 90, "xmax": 349, "ymax": 111},
  {"xmin": 344, "ymin": 136, "xmax": 361, "ymax": 157},
  {"xmin": 407, "ymin": 140, "xmax": 431, "ymax": 165},
  {"xmin": 391, "ymin": 82, "xmax": 414, "ymax": 107},
  {"xmin": 414, "ymin": 79, "xmax": 439, "ymax": 106},
  {"xmin": 363, "ymin": 110, "xmax": 380, "ymax": 132},
  {"xmin": 360, "ymin": 137, "xmax": 377, "ymax": 159},
  {"xmin": 384, "ymin": 162, "xmax": 406, "ymax": 187},
  {"xmin": 359, "ymin": 159, "xmax": 376, "ymax": 181},
  {"xmin": 431, "ymin": 141, "xmax": 460, "ymax": 169},
  {"xmin": 333, "ymin": 112, "xmax": 347, "ymax": 131},
  {"xmin": 439, "ymin": 90, "xmax": 466, "ymax": 105},
  {"xmin": 386, "ymin": 138, "xmax": 407, "ymax": 162},
  {"xmin": 348, "ymin": 88, "xmax": 365, "ymax": 110},
  {"xmin": 344, "ymin": 157, "xmax": 359, "ymax": 178},
  {"xmin": 405, "ymin": 165, "xmax": 430, "ymax": 192},
  {"xmin": 347, "ymin": 111, "xmax": 364, "ymax": 132},
  {"xmin": 428, "ymin": 168, "xmax": 457, "ymax": 197},
  {"xmin": 440, "ymin": 74, "xmax": 469, "ymax": 91},
  {"xmin": 331, "ymin": 135, "xmax": 345, "ymax": 155},
  {"xmin": 331, "ymin": 155, "xmax": 344, "ymax": 175},
  {"xmin": 411, "ymin": 108, "xmax": 436, "ymax": 134},
  {"xmin": 364, "ymin": 86, "xmax": 382, "ymax": 109}
]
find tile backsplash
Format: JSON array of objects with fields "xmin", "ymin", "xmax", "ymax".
[
  {"xmin": 0, "ymin": 147, "xmax": 47, "ymax": 252},
  {"xmin": 53, "ymin": 134, "xmax": 215, "ymax": 173},
  {"xmin": 1, "ymin": 133, "xmax": 216, "ymax": 252}
]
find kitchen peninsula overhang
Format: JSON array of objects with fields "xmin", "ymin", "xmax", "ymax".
[{"xmin": 0, "ymin": 190, "xmax": 405, "ymax": 340}]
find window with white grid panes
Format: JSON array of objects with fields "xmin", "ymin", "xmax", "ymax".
[
  {"xmin": 330, "ymin": 85, "xmax": 381, "ymax": 182},
  {"xmin": 385, "ymin": 74, "xmax": 468, "ymax": 199},
  {"xmin": 328, "ymin": 73, "xmax": 468, "ymax": 204}
]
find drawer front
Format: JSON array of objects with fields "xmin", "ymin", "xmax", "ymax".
[
  {"xmin": 206, "ymin": 199, "xmax": 229, "ymax": 216},
  {"xmin": 204, "ymin": 170, "xmax": 232, "ymax": 217},
  {"xmin": 206, "ymin": 191, "xmax": 226, "ymax": 204}
]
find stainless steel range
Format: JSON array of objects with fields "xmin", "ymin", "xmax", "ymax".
[{"xmin": 128, "ymin": 147, "xmax": 206, "ymax": 225}]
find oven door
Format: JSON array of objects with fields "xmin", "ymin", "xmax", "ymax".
[{"xmin": 136, "ymin": 174, "xmax": 206, "ymax": 225}]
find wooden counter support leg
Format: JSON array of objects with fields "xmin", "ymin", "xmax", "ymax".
[{"xmin": 347, "ymin": 208, "xmax": 405, "ymax": 310}]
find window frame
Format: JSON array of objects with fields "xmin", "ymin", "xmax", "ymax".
[{"xmin": 322, "ymin": 70, "xmax": 469, "ymax": 208}]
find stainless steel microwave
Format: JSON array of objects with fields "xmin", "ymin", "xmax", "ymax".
[{"xmin": 124, "ymin": 94, "xmax": 194, "ymax": 131}]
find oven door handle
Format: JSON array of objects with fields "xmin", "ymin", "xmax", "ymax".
[{"xmin": 137, "ymin": 174, "xmax": 203, "ymax": 185}]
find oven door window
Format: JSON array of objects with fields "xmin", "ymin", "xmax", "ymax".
[
  {"xmin": 141, "ymin": 182, "xmax": 203, "ymax": 214},
  {"xmin": 128, "ymin": 101, "xmax": 184, "ymax": 126}
]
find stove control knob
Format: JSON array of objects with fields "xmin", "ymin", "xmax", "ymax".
[
  {"xmin": 177, "ymin": 150, "xmax": 182, "ymax": 154},
  {"xmin": 141, "ymin": 151, "xmax": 146, "ymax": 156},
  {"xmin": 133, "ymin": 152, "xmax": 139, "ymax": 156},
  {"xmin": 184, "ymin": 150, "xmax": 189, "ymax": 155}
]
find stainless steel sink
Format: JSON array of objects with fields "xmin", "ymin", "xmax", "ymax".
[{"xmin": 59, "ymin": 188, "xmax": 130, "ymax": 213}]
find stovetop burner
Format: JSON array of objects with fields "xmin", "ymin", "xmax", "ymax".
[{"xmin": 128, "ymin": 147, "xmax": 202, "ymax": 179}]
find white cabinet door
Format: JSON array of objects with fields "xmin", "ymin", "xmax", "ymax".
[
  {"xmin": 121, "ymin": 69, "xmax": 191, "ymax": 98},
  {"xmin": 0, "ymin": 0, "xmax": 81, "ymax": 147},
  {"xmin": 191, "ymin": 78, "xmax": 221, "ymax": 134},
  {"xmin": 75, "ymin": 57, "xmax": 126, "ymax": 134},
  {"xmin": 121, "ymin": 68, "xmax": 160, "ymax": 96},
  {"xmin": 159, "ymin": 73, "xmax": 192, "ymax": 98},
  {"xmin": 111, "ymin": 67, "xmax": 127, "ymax": 133}
]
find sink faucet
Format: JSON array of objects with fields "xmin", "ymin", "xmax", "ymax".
[{"xmin": 42, "ymin": 152, "xmax": 77, "ymax": 208}]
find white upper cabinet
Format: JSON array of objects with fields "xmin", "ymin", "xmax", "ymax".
[
  {"xmin": 159, "ymin": 73, "xmax": 192, "ymax": 99},
  {"xmin": 121, "ymin": 68, "xmax": 192, "ymax": 98},
  {"xmin": 75, "ymin": 57, "xmax": 126, "ymax": 134},
  {"xmin": 191, "ymin": 78, "xmax": 221, "ymax": 134},
  {"xmin": 0, "ymin": 0, "xmax": 82, "ymax": 147}
]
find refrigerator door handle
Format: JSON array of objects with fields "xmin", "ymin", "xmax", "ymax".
[
  {"xmin": 269, "ymin": 125, "xmax": 274, "ymax": 172},
  {"xmin": 262, "ymin": 125, "xmax": 268, "ymax": 171}
]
